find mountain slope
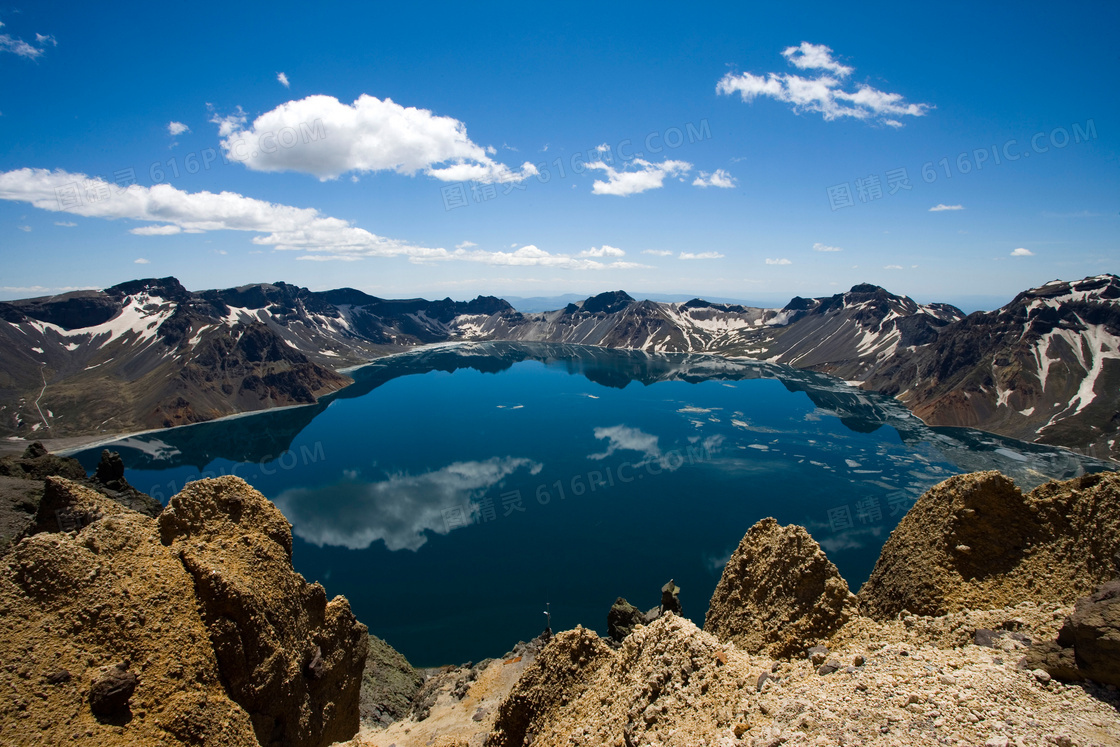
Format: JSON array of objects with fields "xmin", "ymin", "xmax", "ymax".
[{"xmin": 862, "ymin": 274, "xmax": 1120, "ymax": 460}]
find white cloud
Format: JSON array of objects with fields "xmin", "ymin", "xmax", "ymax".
[
  {"xmin": 17, "ymin": 225, "xmax": 31, "ymax": 232},
  {"xmin": 929, "ymin": 203, "xmax": 964, "ymax": 212},
  {"xmin": 679, "ymin": 251, "xmax": 724, "ymax": 260},
  {"xmin": 586, "ymin": 158, "xmax": 691, "ymax": 196},
  {"xmin": 54, "ymin": 220, "xmax": 76, "ymax": 227},
  {"xmin": 130, "ymin": 224, "xmax": 183, "ymax": 236},
  {"xmin": 642, "ymin": 249, "xmax": 674, "ymax": 257},
  {"xmin": 272, "ymin": 457, "xmax": 541, "ymax": 551},
  {"xmin": 883, "ymin": 264, "xmax": 904, "ymax": 269},
  {"xmin": 1010, "ymin": 247, "xmax": 1034, "ymax": 257},
  {"xmin": 0, "ymin": 22, "xmax": 55, "ymax": 59},
  {"xmin": 717, "ymin": 43, "xmax": 930, "ymax": 126},
  {"xmin": 578, "ymin": 245, "xmax": 625, "ymax": 258},
  {"xmin": 276, "ymin": 72, "xmax": 290, "ymax": 88},
  {"xmin": 134, "ymin": 258, "xmax": 150, "ymax": 264},
  {"xmin": 432, "ymin": 244, "xmax": 647, "ymax": 271},
  {"xmin": 0, "ymin": 167, "xmax": 654, "ymax": 270},
  {"xmin": 167, "ymin": 121, "xmax": 190, "ymax": 137},
  {"xmin": 455, "ymin": 240, "xmax": 477, "ymax": 250},
  {"xmin": 692, "ymin": 169, "xmax": 737, "ymax": 188},
  {"xmin": 765, "ymin": 258, "xmax": 792, "ymax": 265},
  {"xmin": 781, "ymin": 42, "xmax": 853, "ymax": 77},
  {"xmin": 812, "ymin": 242, "xmax": 842, "ymax": 252},
  {"xmin": 211, "ymin": 94, "xmax": 538, "ymax": 183}
]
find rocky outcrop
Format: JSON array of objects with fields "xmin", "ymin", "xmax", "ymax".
[
  {"xmin": 0, "ymin": 444, "xmax": 160, "ymax": 553},
  {"xmin": 858, "ymin": 471, "xmax": 1120, "ymax": 618},
  {"xmin": 606, "ymin": 597, "xmax": 645, "ymax": 642},
  {"xmin": 485, "ymin": 627, "xmax": 613, "ymax": 747},
  {"xmin": 1026, "ymin": 578, "xmax": 1120, "ymax": 686},
  {"xmin": 158, "ymin": 476, "xmax": 368, "ymax": 747},
  {"xmin": 704, "ymin": 517, "xmax": 857, "ymax": 657},
  {"xmin": 0, "ymin": 475, "xmax": 367, "ymax": 747},
  {"xmin": 360, "ymin": 635, "xmax": 423, "ymax": 728}
]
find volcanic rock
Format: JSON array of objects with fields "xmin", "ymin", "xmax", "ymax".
[
  {"xmin": 704, "ymin": 517, "xmax": 857, "ymax": 657},
  {"xmin": 1026, "ymin": 578, "xmax": 1120, "ymax": 686},
  {"xmin": 858, "ymin": 471, "xmax": 1120, "ymax": 618}
]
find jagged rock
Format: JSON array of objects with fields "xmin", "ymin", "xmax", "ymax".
[
  {"xmin": 486, "ymin": 626, "xmax": 613, "ymax": 747},
  {"xmin": 158, "ymin": 476, "xmax": 368, "ymax": 747},
  {"xmin": 858, "ymin": 471, "xmax": 1120, "ymax": 618},
  {"xmin": 360, "ymin": 634, "xmax": 423, "ymax": 727},
  {"xmin": 89, "ymin": 663, "xmax": 138, "ymax": 717},
  {"xmin": 607, "ymin": 597, "xmax": 645, "ymax": 642},
  {"xmin": 0, "ymin": 475, "xmax": 367, "ymax": 746},
  {"xmin": 1026, "ymin": 578, "xmax": 1120, "ymax": 686},
  {"xmin": 0, "ymin": 490, "xmax": 260, "ymax": 745},
  {"xmin": 704, "ymin": 517, "xmax": 857, "ymax": 657},
  {"xmin": 0, "ymin": 445, "xmax": 160, "ymax": 553},
  {"xmin": 0, "ymin": 442, "xmax": 86, "ymax": 481},
  {"xmin": 660, "ymin": 579, "xmax": 682, "ymax": 616}
]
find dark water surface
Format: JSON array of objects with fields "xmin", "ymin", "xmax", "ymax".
[{"xmin": 72, "ymin": 342, "xmax": 1114, "ymax": 666}]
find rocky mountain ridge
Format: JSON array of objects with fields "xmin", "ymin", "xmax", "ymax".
[{"xmin": 1, "ymin": 274, "xmax": 1116, "ymax": 459}]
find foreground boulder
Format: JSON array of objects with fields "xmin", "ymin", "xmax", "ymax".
[
  {"xmin": 486, "ymin": 626, "xmax": 613, "ymax": 747},
  {"xmin": 158, "ymin": 476, "xmax": 368, "ymax": 747},
  {"xmin": 0, "ymin": 475, "xmax": 367, "ymax": 746},
  {"xmin": 1026, "ymin": 578, "xmax": 1120, "ymax": 686},
  {"xmin": 858, "ymin": 471, "xmax": 1120, "ymax": 618},
  {"xmin": 704, "ymin": 517, "xmax": 856, "ymax": 657}
]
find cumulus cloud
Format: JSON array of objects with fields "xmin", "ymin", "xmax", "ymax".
[
  {"xmin": 717, "ymin": 43, "xmax": 930, "ymax": 126},
  {"xmin": 271, "ymin": 457, "xmax": 541, "ymax": 551},
  {"xmin": 765, "ymin": 258, "xmax": 792, "ymax": 265},
  {"xmin": 586, "ymin": 158, "xmax": 691, "ymax": 196},
  {"xmin": 134, "ymin": 258, "xmax": 150, "ymax": 264},
  {"xmin": 679, "ymin": 251, "xmax": 724, "ymax": 260},
  {"xmin": 1010, "ymin": 247, "xmax": 1034, "ymax": 257},
  {"xmin": 277, "ymin": 72, "xmax": 290, "ymax": 88},
  {"xmin": 692, "ymin": 169, "xmax": 737, "ymax": 188},
  {"xmin": 54, "ymin": 220, "xmax": 76, "ymax": 227},
  {"xmin": 812, "ymin": 242, "xmax": 842, "ymax": 252},
  {"xmin": 883, "ymin": 264, "xmax": 904, "ymax": 269},
  {"xmin": 929, "ymin": 203, "xmax": 964, "ymax": 211},
  {"xmin": 210, "ymin": 94, "xmax": 538, "ymax": 183},
  {"xmin": 167, "ymin": 121, "xmax": 190, "ymax": 137},
  {"xmin": 642, "ymin": 249, "xmax": 674, "ymax": 257},
  {"xmin": 455, "ymin": 240, "xmax": 477, "ymax": 250},
  {"xmin": 578, "ymin": 245, "xmax": 625, "ymax": 258},
  {"xmin": 17, "ymin": 225, "xmax": 31, "ymax": 232},
  {"xmin": 781, "ymin": 42, "xmax": 853, "ymax": 77}
]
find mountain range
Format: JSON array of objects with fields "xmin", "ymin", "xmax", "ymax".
[{"xmin": 1, "ymin": 274, "xmax": 1116, "ymax": 460}]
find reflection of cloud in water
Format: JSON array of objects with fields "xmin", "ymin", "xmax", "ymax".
[
  {"xmin": 589, "ymin": 425, "xmax": 662, "ymax": 462},
  {"xmin": 111, "ymin": 436, "xmax": 181, "ymax": 462},
  {"xmin": 273, "ymin": 457, "xmax": 542, "ymax": 552},
  {"xmin": 815, "ymin": 524, "xmax": 886, "ymax": 554}
]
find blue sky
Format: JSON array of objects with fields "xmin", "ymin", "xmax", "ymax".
[{"xmin": 1, "ymin": 0, "xmax": 1116, "ymax": 308}]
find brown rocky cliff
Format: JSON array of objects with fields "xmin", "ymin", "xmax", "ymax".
[
  {"xmin": 0, "ymin": 475, "xmax": 367, "ymax": 747},
  {"xmin": 704, "ymin": 517, "xmax": 857, "ymax": 657},
  {"xmin": 857, "ymin": 471, "xmax": 1120, "ymax": 618}
]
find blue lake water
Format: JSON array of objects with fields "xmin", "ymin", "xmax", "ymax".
[{"xmin": 72, "ymin": 342, "xmax": 1114, "ymax": 666}]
